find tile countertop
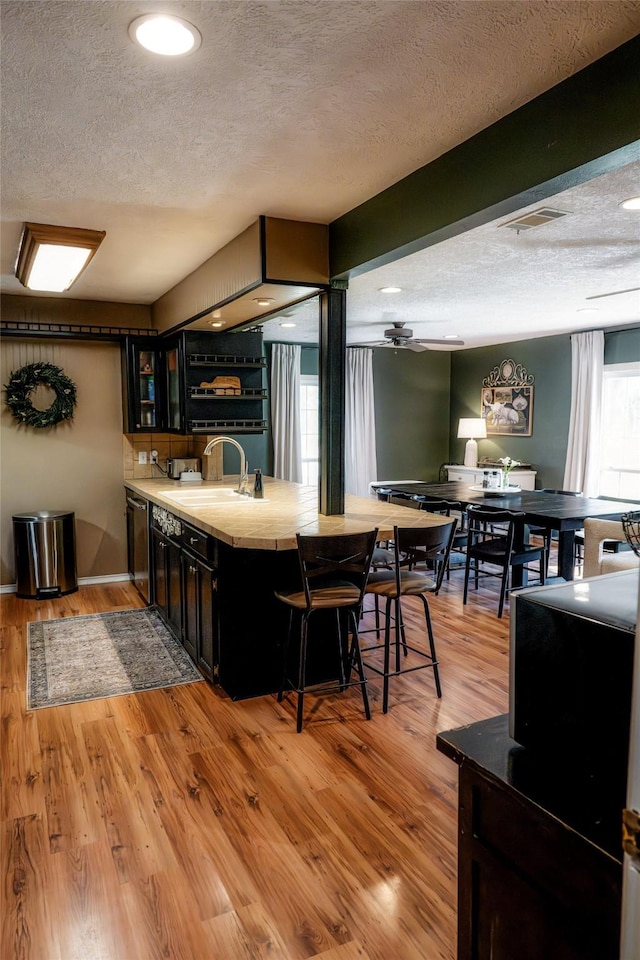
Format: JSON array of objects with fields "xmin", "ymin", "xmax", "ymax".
[{"xmin": 125, "ymin": 476, "xmax": 451, "ymax": 551}]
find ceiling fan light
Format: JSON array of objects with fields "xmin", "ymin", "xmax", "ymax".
[{"xmin": 619, "ymin": 197, "xmax": 640, "ymax": 211}]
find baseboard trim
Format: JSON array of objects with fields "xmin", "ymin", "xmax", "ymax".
[{"xmin": 0, "ymin": 573, "xmax": 132, "ymax": 595}]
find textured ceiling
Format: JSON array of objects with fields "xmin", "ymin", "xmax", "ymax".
[{"xmin": 1, "ymin": 0, "xmax": 639, "ymax": 348}]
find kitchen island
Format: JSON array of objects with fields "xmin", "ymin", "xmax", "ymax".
[{"xmin": 124, "ymin": 476, "xmax": 449, "ymax": 698}]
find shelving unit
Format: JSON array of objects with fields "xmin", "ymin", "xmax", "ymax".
[
  {"xmin": 182, "ymin": 331, "xmax": 268, "ymax": 436},
  {"xmin": 121, "ymin": 330, "xmax": 268, "ymax": 435}
]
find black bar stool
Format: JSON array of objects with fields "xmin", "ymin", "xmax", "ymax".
[
  {"xmin": 362, "ymin": 519, "xmax": 456, "ymax": 713},
  {"xmin": 274, "ymin": 529, "xmax": 378, "ymax": 732}
]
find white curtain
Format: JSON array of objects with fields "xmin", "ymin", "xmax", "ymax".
[
  {"xmin": 563, "ymin": 330, "xmax": 604, "ymax": 497},
  {"xmin": 345, "ymin": 347, "xmax": 377, "ymax": 497},
  {"xmin": 270, "ymin": 343, "xmax": 302, "ymax": 482}
]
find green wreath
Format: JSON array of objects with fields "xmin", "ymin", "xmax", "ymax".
[{"xmin": 4, "ymin": 362, "xmax": 78, "ymax": 428}]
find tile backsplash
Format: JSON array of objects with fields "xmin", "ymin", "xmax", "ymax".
[{"xmin": 123, "ymin": 434, "xmax": 222, "ymax": 480}]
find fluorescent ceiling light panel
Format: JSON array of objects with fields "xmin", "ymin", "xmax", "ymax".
[{"xmin": 15, "ymin": 222, "xmax": 106, "ymax": 292}]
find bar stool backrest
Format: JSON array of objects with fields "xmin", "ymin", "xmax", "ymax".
[
  {"xmin": 394, "ymin": 519, "xmax": 458, "ymax": 595},
  {"xmin": 296, "ymin": 529, "xmax": 379, "ymax": 610}
]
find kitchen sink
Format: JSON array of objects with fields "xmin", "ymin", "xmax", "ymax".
[{"xmin": 161, "ymin": 488, "xmax": 267, "ymax": 506}]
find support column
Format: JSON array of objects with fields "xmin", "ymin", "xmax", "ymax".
[{"xmin": 318, "ymin": 287, "xmax": 345, "ymax": 515}]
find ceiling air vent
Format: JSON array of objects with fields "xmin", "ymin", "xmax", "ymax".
[{"xmin": 500, "ymin": 208, "xmax": 569, "ymax": 231}]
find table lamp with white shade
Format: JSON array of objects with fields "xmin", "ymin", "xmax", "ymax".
[{"xmin": 457, "ymin": 418, "xmax": 487, "ymax": 467}]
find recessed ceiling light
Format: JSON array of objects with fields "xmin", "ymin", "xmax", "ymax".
[
  {"xmin": 619, "ymin": 197, "xmax": 640, "ymax": 211},
  {"xmin": 129, "ymin": 14, "xmax": 202, "ymax": 56},
  {"xmin": 279, "ymin": 322, "xmax": 296, "ymax": 328},
  {"xmin": 577, "ymin": 307, "xmax": 600, "ymax": 313},
  {"xmin": 254, "ymin": 297, "xmax": 275, "ymax": 307},
  {"xmin": 379, "ymin": 286, "xmax": 402, "ymax": 293},
  {"xmin": 209, "ymin": 320, "xmax": 224, "ymax": 328},
  {"xmin": 444, "ymin": 334, "xmax": 460, "ymax": 339}
]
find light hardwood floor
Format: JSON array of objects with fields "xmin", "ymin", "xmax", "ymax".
[{"xmin": 1, "ymin": 574, "xmax": 511, "ymax": 960}]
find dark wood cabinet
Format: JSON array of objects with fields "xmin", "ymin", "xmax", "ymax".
[
  {"xmin": 150, "ymin": 506, "xmax": 218, "ymax": 681},
  {"xmin": 122, "ymin": 330, "xmax": 267, "ymax": 435},
  {"xmin": 180, "ymin": 524, "xmax": 217, "ymax": 682},
  {"xmin": 180, "ymin": 330, "xmax": 267, "ymax": 436},
  {"xmin": 437, "ymin": 716, "xmax": 623, "ymax": 960},
  {"xmin": 151, "ymin": 525, "xmax": 182, "ymax": 639},
  {"xmin": 122, "ymin": 338, "xmax": 166, "ymax": 433}
]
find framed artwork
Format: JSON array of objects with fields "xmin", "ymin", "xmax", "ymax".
[{"xmin": 481, "ymin": 385, "xmax": 533, "ymax": 435}]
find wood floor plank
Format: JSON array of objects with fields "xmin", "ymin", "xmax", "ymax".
[
  {"xmin": 1, "ymin": 691, "xmax": 45, "ymax": 823},
  {"xmin": 1, "ymin": 577, "xmax": 513, "ymax": 958},
  {"xmin": 37, "ymin": 708, "xmax": 103, "ymax": 853},
  {"xmin": 2, "ymin": 814, "xmax": 60, "ymax": 960},
  {"xmin": 80, "ymin": 716, "xmax": 178, "ymax": 884},
  {"xmin": 46, "ymin": 840, "xmax": 140, "ymax": 960},
  {"xmin": 204, "ymin": 901, "xmax": 295, "ymax": 959}
]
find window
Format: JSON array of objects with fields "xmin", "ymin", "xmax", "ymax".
[
  {"xmin": 598, "ymin": 362, "xmax": 640, "ymax": 500},
  {"xmin": 300, "ymin": 374, "xmax": 319, "ymax": 486}
]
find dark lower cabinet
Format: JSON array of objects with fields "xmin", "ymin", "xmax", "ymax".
[
  {"xmin": 437, "ymin": 716, "xmax": 623, "ymax": 960},
  {"xmin": 143, "ymin": 497, "xmax": 344, "ymax": 700},
  {"xmin": 151, "ymin": 526, "xmax": 182, "ymax": 640},
  {"xmin": 150, "ymin": 510, "xmax": 218, "ymax": 681},
  {"xmin": 181, "ymin": 548, "xmax": 217, "ymax": 681}
]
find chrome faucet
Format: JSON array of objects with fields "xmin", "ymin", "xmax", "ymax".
[{"xmin": 202, "ymin": 436, "xmax": 250, "ymax": 495}]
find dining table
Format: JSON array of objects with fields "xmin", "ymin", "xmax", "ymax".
[{"xmin": 377, "ymin": 481, "xmax": 640, "ymax": 582}]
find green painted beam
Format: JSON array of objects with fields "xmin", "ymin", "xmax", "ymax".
[{"xmin": 330, "ymin": 36, "xmax": 640, "ymax": 278}]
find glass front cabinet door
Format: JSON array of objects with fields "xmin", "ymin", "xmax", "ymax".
[{"xmin": 122, "ymin": 338, "xmax": 164, "ymax": 433}]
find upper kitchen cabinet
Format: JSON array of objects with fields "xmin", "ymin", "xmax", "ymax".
[
  {"xmin": 121, "ymin": 330, "xmax": 267, "ymax": 435},
  {"xmin": 179, "ymin": 330, "xmax": 267, "ymax": 436},
  {"xmin": 121, "ymin": 337, "xmax": 166, "ymax": 433}
]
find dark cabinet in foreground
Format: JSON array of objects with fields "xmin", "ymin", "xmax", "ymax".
[
  {"xmin": 438, "ymin": 716, "xmax": 623, "ymax": 960},
  {"xmin": 437, "ymin": 571, "xmax": 639, "ymax": 960}
]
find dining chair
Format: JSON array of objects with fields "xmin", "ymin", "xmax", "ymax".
[
  {"xmin": 362, "ymin": 519, "xmax": 457, "ymax": 713},
  {"xmin": 411, "ymin": 497, "xmax": 467, "ymax": 578},
  {"xmin": 570, "ymin": 494, "xmax": 634, "ymax": 571},
  {"xmin": 527, "ymin": 488, "xmax": 582, "ymax": 575},
  {"xmin": 274, "ymin": 528, "xmax": 378, "ymax": 732},
  {"xmin": 463, "ymin": 504, "xmax": 546, "ymax": 618},
  {"xmin": 622, "ymin": 511, "xmax": 640, "ymax": 556}
]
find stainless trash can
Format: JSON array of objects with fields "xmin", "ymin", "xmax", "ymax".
[{"xmin": 13, "ymin": 511, "xmax": 78, "ymax": 599}]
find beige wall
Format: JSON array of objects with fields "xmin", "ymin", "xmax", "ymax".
[{"xmin": 1, "ymin": 338, "xmax": 126, "ymax": 585}]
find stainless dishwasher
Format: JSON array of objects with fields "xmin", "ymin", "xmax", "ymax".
[{"xmin": 125, "ymin": 491, "xmax": 150, "ymax": 602}]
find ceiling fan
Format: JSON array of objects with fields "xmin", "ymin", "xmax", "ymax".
[{"xmin": 351, "ymin": 321, "xmax": 465, "ymax": 352}]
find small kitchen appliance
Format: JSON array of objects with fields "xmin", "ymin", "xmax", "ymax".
[{"xmin": 167, "ymin": 457, "xmax": 201, "ymax": 479}]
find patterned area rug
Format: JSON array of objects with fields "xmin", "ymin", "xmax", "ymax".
[{"xmin": 27, "ymin": 607, "xmax": 203, "ymax": 709}]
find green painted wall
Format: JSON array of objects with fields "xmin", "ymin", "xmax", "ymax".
[
  {"xmin": 448, "ymin": 327, "xmax": 640, "ymax": 489},
  {"xmin": 605, "ymin": 327, "xmax": 640, "ymax": 364},
  {"xmin": 372, "ymin": 348, "xmax": 451, "ymax": 482},
  {"xmin": 263, "ymin": 327, "xmax": 639, "ymax": 486},
  {"xmin": 450, "ymin": 336, "xmax": 572, "ymax": 488}
]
